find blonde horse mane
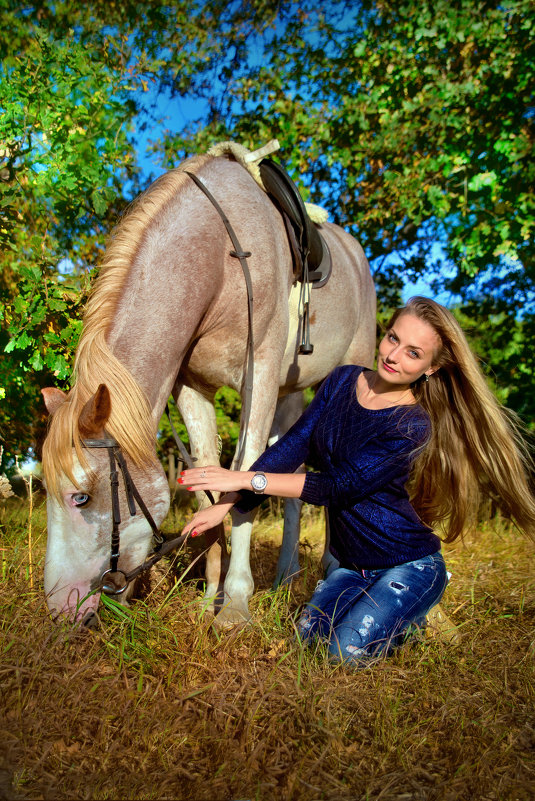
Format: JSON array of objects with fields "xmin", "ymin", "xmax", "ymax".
[{"xmin": 42, "ymin": 154, "xmax": 212, "ymax": 499}]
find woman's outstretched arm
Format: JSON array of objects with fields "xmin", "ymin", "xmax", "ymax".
[
  {"xmin": 179, "ymin": 467, "xmax": 306, "ymax": 537},
  {"xmin": 180, "ymin": 465, "xmax": 306, "ymax": 498}
]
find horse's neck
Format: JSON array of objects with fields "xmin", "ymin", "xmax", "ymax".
[
  {"xmin": 105, "ymin": 200, "xmax": 225, "ymax": 422},
  {"xmin": 100, "ymin": 157, "xmax": 288, "ymax": 424}
]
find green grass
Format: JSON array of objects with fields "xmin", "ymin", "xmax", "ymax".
[{"xmin": 1, "ymin": 495, "xmax": 534, "ymax": 800}]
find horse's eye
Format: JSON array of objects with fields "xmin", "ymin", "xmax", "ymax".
[{"xmin": 72, "ymin": 492, "xmax": 90, "ymax": 507}]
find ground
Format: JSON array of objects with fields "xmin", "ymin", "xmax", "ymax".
[{"xmin": 1, "ymin": 497, "xmax": 534, "ymax": 801}]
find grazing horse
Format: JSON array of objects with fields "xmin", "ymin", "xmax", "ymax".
[{"xmin": 41, "ymin": 151, "xmax": 376, "ymax": 628}]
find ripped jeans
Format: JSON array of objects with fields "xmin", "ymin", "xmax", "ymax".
[{"xmin": 297, "ymin": 552, "xmax": 448, "ymax": 665}]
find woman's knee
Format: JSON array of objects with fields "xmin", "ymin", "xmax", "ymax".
[
  {"xmin": 327, "ymin": 616, "xmax": 388, "ymax": 663},
  {"xmin": 326, "ymin": 612, "xmax": 428, "ymax": 665}
]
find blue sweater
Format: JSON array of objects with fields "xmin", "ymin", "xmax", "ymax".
[{"xmin": 236, "ymin": 365, "xmax": 441, "ymax": 569}]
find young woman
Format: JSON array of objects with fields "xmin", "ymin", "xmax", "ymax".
[{"xmin": 179, "ymin": 297, "xmax": 535, "ymax": 665}]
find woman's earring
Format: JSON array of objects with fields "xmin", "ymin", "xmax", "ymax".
[{"xmin": 424, "ymin": 373, "xmax": 429, "ymax": 383}]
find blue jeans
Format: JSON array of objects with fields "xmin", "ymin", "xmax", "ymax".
[{"xmin": 297, "ymin": 552, "xmax": 448, "ymax": 665}]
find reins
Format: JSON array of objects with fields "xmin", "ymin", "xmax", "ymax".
[
  {"xmin": 81, "ymin": 438, "xmax": 171, "ymax": 595},
  {"xmin": 85, "ymin": 410, "xmax": 216, "ymax": 596}
]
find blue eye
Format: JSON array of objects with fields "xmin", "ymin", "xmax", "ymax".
[{"xmin": 72, "ymin": 492, "xmax": 90, "ymax": 506}]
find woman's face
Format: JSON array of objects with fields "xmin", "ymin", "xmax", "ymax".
[{"xmin": 377, "ymin": 312, "xmax": 441, "ymax": 387}]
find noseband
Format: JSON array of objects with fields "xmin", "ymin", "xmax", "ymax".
[{"xmin": 83, "ymin": 438, "xmax": 188, "ymax": 596}]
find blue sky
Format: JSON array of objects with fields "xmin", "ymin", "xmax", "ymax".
[{"xmin": 132, "ymin": 84, "xmax": 457, "ymax": 307}]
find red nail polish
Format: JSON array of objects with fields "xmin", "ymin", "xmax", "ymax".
[
  {"xmin": 180, "ymin": 471, "xmax": 185, "ymax": 476},
  {"xmin": 177, "ymin": 478, "xmax": 183, "ymax": 484},
  {"xmin": 187, "ymin": 487, "xmax": 193, "ymax": 491},
  {"xmin": 191, "ymin": 530, "xmax": 199, "ymax": 537}
]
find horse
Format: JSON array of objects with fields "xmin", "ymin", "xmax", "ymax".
[{"xmin": 41, "ymin": 150, "xmax": 376, "ymax": 628}]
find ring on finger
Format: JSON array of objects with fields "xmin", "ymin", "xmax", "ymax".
[{"xmin": 200, "ymin": 470, "xmax": 206, "ymax": 478}]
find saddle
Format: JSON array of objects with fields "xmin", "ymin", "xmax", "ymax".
[{"xmin": 259, "ymin": 158, "xmax": 332, "ymax": 287}]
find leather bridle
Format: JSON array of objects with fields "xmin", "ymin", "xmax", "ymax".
[{"xmin": 84, "ymin": 436, "xmax": 193, "ymax": 596}]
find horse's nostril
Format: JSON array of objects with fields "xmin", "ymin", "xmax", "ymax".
[{"xmin": 81, "ymin": 609, "xmax": 99, "ymax": 630}]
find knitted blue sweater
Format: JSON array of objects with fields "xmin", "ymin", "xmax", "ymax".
[{"xmin": 236, "ymin": 365, "xmax": 441, "ymax": 569}]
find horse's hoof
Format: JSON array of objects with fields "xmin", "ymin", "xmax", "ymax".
[
  {"xmin": 196, "ymin": 597, "xmax": 216, "ymax": 619},
  {"xmin": 272, "ymin": 566, "xmax": 299, "ymax": 589},
  {"xmin": 213, "ymin": 606, "xmax": 252, "ymax": 631}
]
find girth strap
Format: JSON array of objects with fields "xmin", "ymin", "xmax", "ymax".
[{"xmin": 184, "ymin": 170, "xmax": 254, "ymax": 469}]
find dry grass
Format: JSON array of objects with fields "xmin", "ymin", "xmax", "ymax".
[{"xmin": 1, "ymin": 497, "xmax": 534, "ymax": 801}]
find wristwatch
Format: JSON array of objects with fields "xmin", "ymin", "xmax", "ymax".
[{"xmin": 250, "ymin": 471, "xmax": 268, "ymax": 494}]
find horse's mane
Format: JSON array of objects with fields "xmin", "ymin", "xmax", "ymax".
[{"xmin": 42, "ymin": 154, "xmax": 211, "ymax": 499}]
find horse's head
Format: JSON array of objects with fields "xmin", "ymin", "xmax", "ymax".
[{"xmin": 41, "ymin": 384, "xmax": 170, "ymax": 626}]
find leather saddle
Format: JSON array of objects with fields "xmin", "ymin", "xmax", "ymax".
[{"xmin": 259, "ymin": 158, "xmax": 331, "ymax": 287}]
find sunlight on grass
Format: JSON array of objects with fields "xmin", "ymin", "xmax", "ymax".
[{"xmin": 1, "ymin": 494, "xmax": 534, "ymax": 800}]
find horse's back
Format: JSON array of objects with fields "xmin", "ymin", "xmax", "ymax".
[{"xmin": 179, "ymin": 156, "xmax": 375, "ymax": 394}]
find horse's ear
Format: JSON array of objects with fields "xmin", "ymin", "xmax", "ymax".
[
  {"xmin": 42, "ymin": 387, "xmax": 69, "ymax": 416},
  {"xmin": 78, "ymin": 385, "xmax": 112, "ymax": 438}
]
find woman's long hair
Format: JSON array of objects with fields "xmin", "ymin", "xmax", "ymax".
[{"xmin": 394, "ymin": 297, "xmax": 535, "ymax": 542}]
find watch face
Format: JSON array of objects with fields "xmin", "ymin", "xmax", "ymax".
[{"xmin": 251, "ymin": 473, "xmax": 267, "ymax": 492}]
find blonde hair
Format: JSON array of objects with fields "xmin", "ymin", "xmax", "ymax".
[
  {"xmin": 393, "ymin": 297, "xmax": 535, "ymax": 542},
  {"xmin": 42, "ymin": 155, "xmax": 211, "ymax": 500}
]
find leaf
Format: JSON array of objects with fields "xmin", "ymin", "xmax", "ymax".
[{"xmin": 467, "ymin": 171, "xmax": 498, "ymax": 192}]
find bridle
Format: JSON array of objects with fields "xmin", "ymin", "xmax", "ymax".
[{"xmin": 84, "ymin": 433, "xmax": 209, "ymax": 597}]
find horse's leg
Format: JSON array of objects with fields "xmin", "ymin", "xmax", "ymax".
[
  {"xmin": 174, "ymin": 384, "xmax": 228, "ymax": 610},
  {"xmin": 218, "ymin": 505, "xmax": 256, "ymax": 626},
  {"xmin": 268, "ymin": 392, "xmax": 305, "ymax": 587},
  {"xmin": 321, "ymin": 514, "xmax": 339, "ymax": 577},
  {"xmin": 274, "ymin": 486, "xmax": 304, "ymax": 587},
  {"xmin": 270, "ymin": 392, "xmax": 339, "ymax": 585},
  {"xmin": 215, "ymin": 376, "xmax": 281, "ymax": 629}
]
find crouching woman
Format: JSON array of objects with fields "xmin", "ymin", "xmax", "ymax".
[{"xmin": 180, "ymin": 297, "xmax": 535, "ymax": 665}]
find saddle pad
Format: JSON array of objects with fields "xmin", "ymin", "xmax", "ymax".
[{"xmin": 206, "ymin": 140, "xmax": 328, "ymax": 224}]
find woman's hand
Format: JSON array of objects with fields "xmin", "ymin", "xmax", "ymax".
[
  {"xmin": 180, "ymin": 499, "xmax": 234, "ymax": 538},
  {"xmin": 178, "ymin": 465, "xmax": 249, "ymax": 494}
]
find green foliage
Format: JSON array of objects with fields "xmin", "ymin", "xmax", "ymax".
[
  {"xmin": 0, "ymin": 0, "xmax": 297, "ymax": 462},
  {"xmin": 2, "ymin": 0, "xmax": 534, "ymax": 462},
  {"xmin": 158, "ymin": 0, "xmax": 535, "ymax": 423},
  {"xmin": 453, "ymin": 302, "xmax": 535, "ymax": 425},
  {"xmin": 0, "ymin": 2, "xmax": 144, "ymax": 460},
  {"xmin": 168, "ymin": 0, "xmax": 534, "ymax": 298}
]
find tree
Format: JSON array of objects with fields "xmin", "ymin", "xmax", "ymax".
[
  {"xmin": 158, "ymin": 0, "xmax": 535, "ymax": 422},
  {"xmin": 161, "ymin": 1, "xmax": 534, "ymax": 306},
  {"xmin": 0, "ymin": 0, "xmax": 292, "ymax": 463},
  {"xmin": 2, "ymin": 0, "xmax": 534, "ymax": 463}
]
